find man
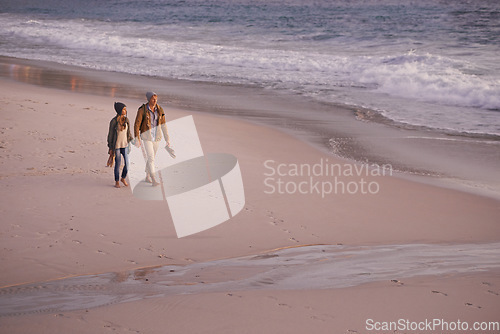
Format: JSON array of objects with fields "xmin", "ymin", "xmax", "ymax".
[{"xmin": 134, "ymin": 91, "xmax": 170, "ymax": 186}]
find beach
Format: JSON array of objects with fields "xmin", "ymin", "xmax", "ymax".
[{"xmin": 0, "ymin": 55, "xmax": 499, "ymax": 333}]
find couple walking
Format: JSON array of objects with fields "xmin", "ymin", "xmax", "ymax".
[{"xmin": 107, "ymin": 91, "xmax": 171, "ymax": 188}]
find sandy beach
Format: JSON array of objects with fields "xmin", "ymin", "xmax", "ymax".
[{"xmin": 0, "ymin": 58, "xmax": 499, "ymax": 333}]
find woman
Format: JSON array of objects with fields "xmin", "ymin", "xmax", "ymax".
[{"xmin": 107, "ymin": 102, "xmax": 134, "ymax": 188}]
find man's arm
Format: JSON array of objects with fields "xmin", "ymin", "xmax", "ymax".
[
  {"xmin": 161, "ymin": 122, "xmax": 170, "ymax": 146},
  {"xmin": 134, "ymin": 105, "xmax": 144, "ymax": 144},
  {"xmin": 158, "ymin": 106, "xmax": 170, "ymax": 145}
]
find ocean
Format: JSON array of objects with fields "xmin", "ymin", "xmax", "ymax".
[{"xmin": 1, "ymin": 0, "xmax": 499, "ymax": 136}]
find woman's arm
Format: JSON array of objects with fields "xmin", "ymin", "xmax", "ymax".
[{"xmin": 107, "ymin": 118, "xmax": 117, "ymax": 150}]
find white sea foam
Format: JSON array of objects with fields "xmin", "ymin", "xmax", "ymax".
[
  {"xmin": 0, "ymin": 0, "xmax": 499, "ymax": 135},
  {"xmin": 360, "ymin": 54, "xmax": 500, "ymax": 109}
]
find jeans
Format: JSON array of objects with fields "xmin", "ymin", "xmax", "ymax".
[{"xmin": 114, "ymin": 147, "xmax": 129, "ymax": 182}]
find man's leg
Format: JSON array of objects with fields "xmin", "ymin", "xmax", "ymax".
[{"xmin": 144, "ymin": 140, "xmax": 160, "ymax": 186}]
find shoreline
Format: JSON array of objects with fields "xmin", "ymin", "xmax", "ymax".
[
  {"xmin": 3, "ymin": 243, "xmax": 500, "ymax": 316},
  {"xmin": 2, "ymin": 56, "xmax": 499, "ymax": 199},
  {"xmin": 0, "ymin": 59, "xmax": 499, "ymax": 333}
]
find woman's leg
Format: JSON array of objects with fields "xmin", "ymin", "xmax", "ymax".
[
  {"xmin": 114, "ymin": 148, "xmax": 121, "ymax": 186},
  {"xmin": 120, "ymin": 147, "xmax": 129, "ymax": 186}
]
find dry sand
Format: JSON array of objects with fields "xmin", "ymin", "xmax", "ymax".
[{"xmin": 0, "ymin": 75, "xmax": 499, "ymax": 333}]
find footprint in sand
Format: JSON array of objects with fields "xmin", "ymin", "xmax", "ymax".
[
  {"xmin": 277, "ymin": 303, "xmax": 291, "ymax": 308},
  {"xmin": 432, "ymin": 290, "xmax": 448, "ymax": 296},
  {"xmin": 480, "ymin": 282, "xmax": 498, "ymax": 296},
  {"xmin": 226, "ymin": 293, "xmax": 242, "ymax": 298},
  {"xmin": 157, "ymin": 254, "xmax": 172, "ymax": 259},
  {"xmin": 310, "ymin": 315, "xmax": 328, "ymax": 322},
  {"xmin": 465, "ymin": 302, "xmax": 482, "ymax": 309},
  {"xmin": 391, "ymin": 279, "xmax": 404, "ymax": 286},
  {"xmin": 267, "ymin": 211, "xmax": 300, "ymax": 242},
  {"xmin": 267, "ymin": 210, "xmax": 278, "ymax": 226}
]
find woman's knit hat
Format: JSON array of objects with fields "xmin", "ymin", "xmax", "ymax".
[{"xmin": 114, "ymin": 102, "xmax": 126, "ymax": 114}]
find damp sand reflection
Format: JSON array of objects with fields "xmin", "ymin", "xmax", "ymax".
[{"xmin": 1, "ymin": 243, "xmax": 499, "ymax": 317}]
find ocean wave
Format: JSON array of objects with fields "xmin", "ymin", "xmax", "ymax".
[
  {"xmin": 358, "ymin": 53, "xmax": 500, "ymax": 110},
  {"xmin": 0, "ymin": 10, "xmax": 499, "ymax": 135}
]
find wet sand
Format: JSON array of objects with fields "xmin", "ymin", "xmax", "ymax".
[{"xmin": 2, "ymin": 243, "xmax": 500, "ymax": 317}]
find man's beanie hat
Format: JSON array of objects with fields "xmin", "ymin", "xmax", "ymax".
[{"xmin": 146, "ymin": 91, "xmax": 157, "ymax": 101}]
